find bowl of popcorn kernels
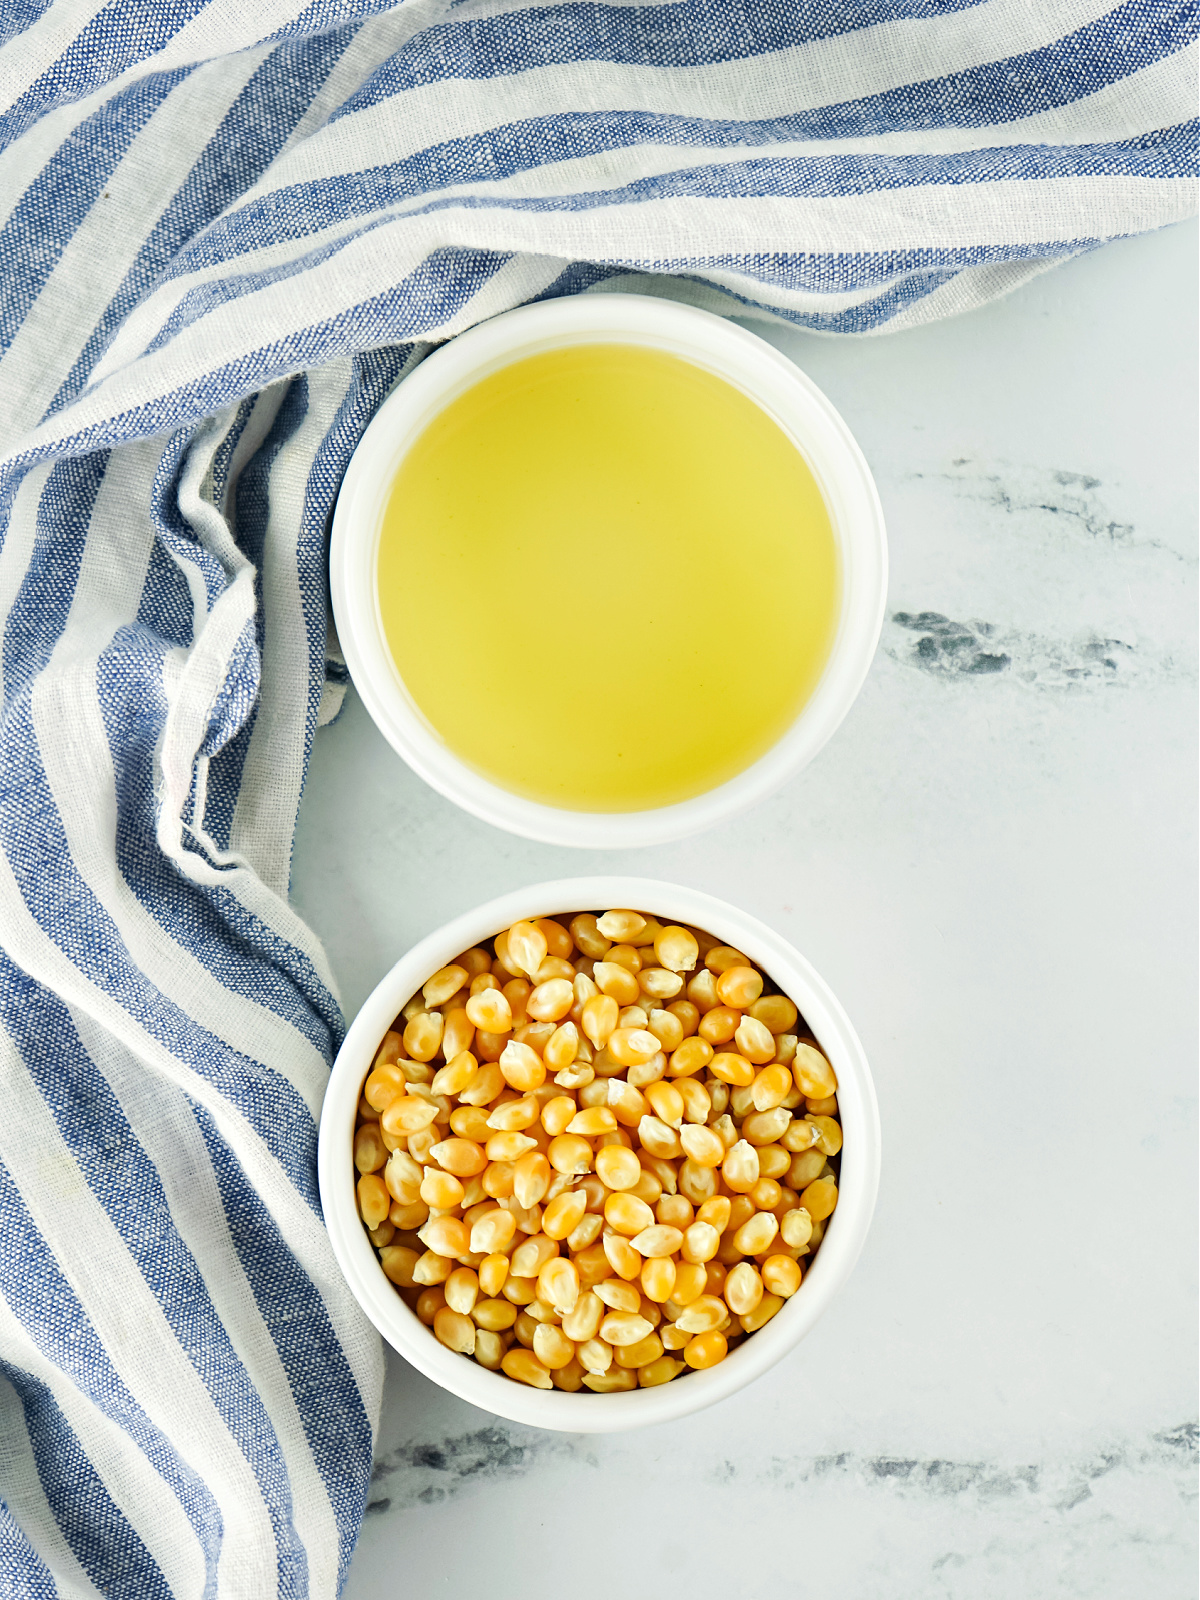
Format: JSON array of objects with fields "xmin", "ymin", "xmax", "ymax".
[{"xmin": 318, "ymin": 878, "xmax": 881, "ymax": 1432}]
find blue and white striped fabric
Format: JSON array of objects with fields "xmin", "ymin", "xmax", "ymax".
[{"xmin": 0, "ymin": 2, "xmax": 1194, "ymax": 1595}]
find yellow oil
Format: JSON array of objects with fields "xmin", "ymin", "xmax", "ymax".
[{"xmin": 377, "ymin": 343, "xmax": 839, "ymax": 811}]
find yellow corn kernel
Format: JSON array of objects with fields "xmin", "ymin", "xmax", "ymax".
[
  {"xmin": 636, "ymin": 1080, "xmax": 680, "ymax": 1128},
  {"xmin": 527, "ymin": 978, "xmax": 574, "ymax": 1024},
  {"xmin": 561, "ymin": 1289, "xmax": 604, "ymax": 1342},
  {"xmin": 750, "ymin": 1178, "xmax": 782, "ymax": 1212},
  {"xmin": 354, "ymin": 1123, "xmax": 387, "ymax": 1175},
  {"xmin": 788, "ymin": 1147, "xmax": 827, "ymax": 1189},
  {"xmin": 442, "ymin": 1267, "xmax": 479, "ymax": 1315},
  {"xmin": 708, "ymin": 1052, "xmax": 754, "ymax": 1088},
  {"xmin": 481, "ymin": 1131, "xmax": 535, "ymax": 1164},
  {"xmin": 603, "ymin": 1192, "xmax": 655, "ymax": 1236},
  {"xmin": 415, "ymin": 1287, "xmax": 446, "ymax": 1324},
  {"xmin": 412, "ymin": 1250, "xmax": 453, "ymax": 1286},
  {"xmin": 357, "ymin": 1173, "xmax": 390, "ymax": 1229},
  {"xmin": 478, "ymin": 1253, "xmax": 510, "ymax": 1297},
  {"xmin": 687, "ymin": 969, "xmax": 720, "ymax": 1012},
  {"xmin": 756, "ymin": 1145, "xmax": 790, "ymax": 1181},
  {"xmin": 567, "ymin": 1212, "xmax": 603, "ymax": 1252},
  {"xmin": 583, "ymin": 1368, "xmax": 637, "ymax": 1392},
  {"xmin": 602, "ymin": 1233, "xmax": 642, "ymax": 1281},
  {"xmin": 501, "ymin": 1348, "xmax": 553, "ymax": 1388},
  {"xmin": 723, "ymin": 1262, "xmax": 763, "ymax": 1316},
  {"xmin": 638, "ymin": 1355, "xmax": 685, "ymax": 1387},
  {"xmin": 566, "ymin": 1106, "xmax": 617, "ymax": 1138},
  {"xmin": 715, "ymin": 965, "xmax": 763, "ymax": 1008},
  {"xmin": 800, "ymin": 1176, "xmax": 838, "ymax": 1221},
  {"xmin": 418, "ymin": 1215, "xmax": 470, "ymax": 1260},
  {"xmin": 465, "ymin": 988, "xmax": 513, "ymax": 1033},
  {"xmin": 677, "ymin": 1123, "xmax": 724, "ymax": 1167},
  {"xmin": 675, "ymin": 1161, "xmax": 716, "ymax": 1207},
  {"xmin": 511, "ymin": 1151, "xmax": 551, "ymax": 1209},
  {"xmin": 424, "ymin": 965, "xmax": 468, "ymax": 1009},
  {"xmin": 780, "ymin": 1207, "xmax": 813, "ymax": 1250},
  {"xmin": 637, "ymin": 967, "xmax": 684, "ymax": 1002},
  {"xmin": 446, "ymin": 1108, "xmax": 489, "ymax": 1146},
  {"xmin": 441, "ymin": 1006, "xmax": 475, "ymax": 1061},
  {"xmin": 542, "ymin": 1190, "xmax": 588, "ymax": 1241},
  {"xmin": 698, "ymin": 1006, "xmax": 741, "ymax": 1046},
  {"xmin": 742, "ymin": 1109, "xmax": 791, "ymax": 1149},
  {"xmin": 428, "ymin": 1138, "xmax": 487, "ymax": 1177},
  {"xmin": 646, "ymin": 1010, "xmax": 684, "ymax": 1056},
  {"xmin": 667, "ymin": 1037, "xmax": 713, "ymax": 1081},
  {"xmin": 661, "ymin": 1323, "xmax": 692, "ymax": 1351},
  {"xmin": 749, "ymin": 1063, "xmax": 792, "ymax": 1111},
  {"xmin": 367, "ymin": 1219, "xmax": 394, "ymax": 1248},
  {"xmin": 762, "ymin": 1255, "xmax": 802, "ymax": 1298},
  {"xmin": 681, "ymin": 1221, "xmax": 720, "ymax": 1264},
  {"xmin": 380, "ymin": 1095, "xmax": 439, "ymax": 1138},
  {"xmin": 378, "ymin": 1246, "xmax": 419, "ymax": 1287},
  {"xmin": 512, "ymin": 1310, "xmax": 538, "ymax": 1347},
  {"xmin": 684, "ymin": 1330, "xmax": 728, "ymax": 1369},
  {"xmin": 615, "ymin": 1332, "xmax": 664, "ymax": 1369},
  {"xmin": 544, "ymin": 1022, "xmax": 580, "ymax": 1071},
  {"xmin": 594, "ymin": 1278, "xmax": 641, "ymax": 1313},
  {"xmin": 732, "ymin": 1210, "xmax": 779, "ymax": 1256},
  {"xmin": 656, "ymin": 1193, "xmax": 693, "ymax": 1230},
  {"xmin": 473, "ymin": 1329, "xmax": 505, "ymax": 1370},
  {"xmin": 722, "ymin": 1140, "xmax": 760, "ymax": 1194},
  {"xmin": 637, "ymin": 1116, "xmax": 681, "ymax": 1160},
  {"xmin": 594, "ymin": 1144, "xmax": 641, "ymax": 1192},
  {"xmin": 782, "ymin": 1117, "xmax": 821, "ymax": 1153},
  {"xmin": 419, "ymin": 1169, "xmax": 465, "ymax": 1210},
  {"xmin": 735, "ymin": 1016, "xmax": 778, "ymax": 1067},
  {"xmin": 806, "ymin": 1114, "xmax": 843, "ymax": 1157},
  {"xmin": 425, "ymin": 1049, "xmax": 476, "ymax": 1100},
  {"xmin": 363, "ymin": 1060, "xmax": 407, "ymax": 1114},
  {"xmin": 747, "ymin": 993, "xmax": 798, "ymax": 1034},
  {"xmin": 648, "ymin": 923, "xmax": 696, "ymax": 973},
  {"xmin": 739, "ymin": 1292, "xmax": 784, "ymax": 1333},
  {"xmin": 485, "ymin": 1096, "xmax": 539, "ymax": 1132},
  {"xmin": 468, "ymin": 1208, "xmax": 516, "ymax": 1255},
  {"xmin": 547, "ymin": 1135, "xmax": 593, "ymax": 1176},
  {"xmin": 791, "ymin": 1042, "xmax": 838, "ymax": 1099},
  {"xmin": 581, "ymin": 993, "xmax": 619, "ymax": 1048},
  {"xmin": 531, "ymin": 1322, "xmax": 576, "ymax": 1370},
  {"xmin": 498, "ymin": 1041, "xmax": 545, "ymax": 1093},
  {"xmin": 672, "ymin": 1262, "xmax": 707, "ymax": 1306},
  {"xmin": 640, "ymin": 1256, "xmax": 677, "ymax": 1304},
  {"xmin": 481, "ymin": 1161, "xmax": 515, "ymax": 1200},
  {"xmin": 510, "ymin": 1233, "xmax": 558, "ymax": 1279},
  {"xmin": 403, "ymin": 1011, "xmax": 444, "ymax": 1063},
  {"xmin": 673, "ymin": 1296, "xmax": 726, "ymax": 1335},
  {"xmin": 696, "ymin": 1196, "xmax": 732, "ymax": 1232},
  {"xmin": 567, "ymin": 913, "xmax": 608, "ymax": 958},
  {"xmin": 599, "ymin": 1310, "xmax": 653, "ymax": 1347},
  {"xmin": 592, "ymin": 962, "xmax": 641, "ymax": 1007},
  {"xmin": 501, "ymin": 1275, "xmax": 537, "ymax": 1306},
  {"xmin": 596, "ymin": 909, "xmax": 646, "ymax": 942},
  {"xmin": 503, "ymin": 920, "xmax": 547, "ymax": 981},
  {"xmin": 457, "ymin": 1061, "xmax": 505, "ymax": 1105},
  {"xmin": 390, "ymin": 1199, "xmax": 429, "ymax": 1230},
  {"xmin": 629, "ymin": 1224, "xmax": 683, "ymax": 1258}
]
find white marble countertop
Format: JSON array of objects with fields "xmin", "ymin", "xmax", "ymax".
[{"xmin": 292, "ymin": 221, "xmax": 1198, "ymax": 1600}]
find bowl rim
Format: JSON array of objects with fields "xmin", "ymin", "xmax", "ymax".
[
  {"xmin": 329, "ymin": 294, "xmax": 887, "ymax": 847},
  {"xmin": 318, "ymin": 876, "xmax": 882, "ymax": 1433}
]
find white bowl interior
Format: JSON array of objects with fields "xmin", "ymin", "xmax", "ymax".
[
  {"xmin": 318, "ymin": 877, "xmax": 881, "ymax": 1433},
  {"xmin": 330, "ymin": 296, "xmax": 887, "ymax": 847}
]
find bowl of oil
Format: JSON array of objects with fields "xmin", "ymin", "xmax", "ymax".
[{"xmin": 330, "ymin": 295, "xmax": 886, "ymax": 846}]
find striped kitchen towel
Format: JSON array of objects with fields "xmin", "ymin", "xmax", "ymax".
[{"xmin": 0, "ymin": 2, "xmax": 1194, "ymax": 1595}]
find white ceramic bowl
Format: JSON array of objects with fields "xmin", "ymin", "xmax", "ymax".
[
  {"xmin": 330, "ymin": 295, "xmax": 887, "ymax": 847},
  {"xmin": 318, "ymin": 876, "xmax": 881, "ymax": 1433}
]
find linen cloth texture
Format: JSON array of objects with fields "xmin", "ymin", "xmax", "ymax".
[{"xmin": 0, "ymin": 2, "xmax": 1194, "ymax": 1596}]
